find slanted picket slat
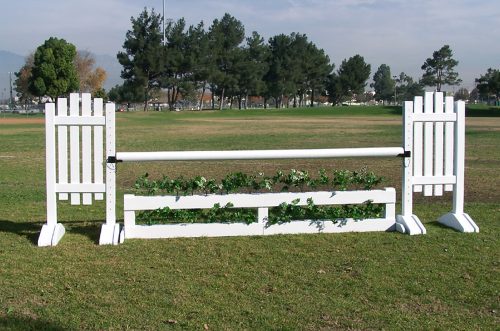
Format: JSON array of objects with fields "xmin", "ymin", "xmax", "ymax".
[
  {"xmin": 57, "ymin": 98, "xmax": 68, "ymax": 201},
  {"xmin": 94, "ymin": 98, "xmax": 104, "ymax": 200},
  {"xmin": 444, "ymin": 97, "xmax": 455, "ymax": 191},
  {"xmin": 69, "ymin": 93, "xmax": 81, "ymax": 205},
  {"xmin": 82, "ymin": 93, "xmax": 92, "ymax": 205},
  {"xmin": 413, "ymin": 96, "xmax": 423, "ymax": 192},
  {"xmin": 423, "ymin": 92, "xmax": 434, "ymax": 196},
  {"xmin": 433, "ymin": 92, "xmax": 444, "ymax": 196}
]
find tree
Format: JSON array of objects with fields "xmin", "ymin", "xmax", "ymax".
[
  {"xmin": 336, "ymin": 55, "xmax": 371, "ymax": 102},
  {"xmin": 208, "ymin": 13, "xmax": 245, "ymax": 110},
  {"xmin": 74, "ymin": 51, "xmax": 107, "ymax": 94},
  {"xmin": 14, "ymin": 53, "xmax": 35, "ymax": 106},
  {"xmin": 29, "ymin": 37, "xmax": 79, "ymax": 100},
  {"xmin": 421, "ymin": 45, "xmax": 461, "ymax": 92},
  {"xmin": 300, "ymin": 39, "xmax": 333, "ymax": 107},
  {"xmin": 117, "ymin": 8, "xmax": 164, "ymax": 111},
  {"xmin": 475, "ymin": 68, "xmax": 500, "ymax": 103},
  {"xmin": 233, "ymin": 31, "xmax": 269, "ymax": 109},
  {"xmin": 325, "ymin": 73, "xmax": 343, "ymax": 105},
  {"xmin": 395, "ymin": 72, "xmax": 424, "ymax": 102},
  {"xmin": 454, "ymin": 87, "xmax": 469, "ymax": 101},
  {"xmin": 371, "ymin": 64, "xmax": 395, "ymax": 104}
]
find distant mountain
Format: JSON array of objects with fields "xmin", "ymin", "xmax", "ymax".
[
  {"xmin": 94, "ymin": 53, "xmax": 123, "ymax": 90},
  {"xmin": 0, "ymin": 51, "xmax": 25, "ymax": 101},
  {"xmin": 0, "ymin": 50, "xmax": 122, "ymax": 100}
]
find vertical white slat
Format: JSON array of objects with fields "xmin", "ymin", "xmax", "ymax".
[
  {"xmin": 69, "ymin": 93, "xmax": 81, "ymax": 205},
  {"xmin": 105, "ymin": 103, "xmax": 116, "ymax": 225},
  {"xmin": 46, "ymin": 103, "xmax": 57, "ymax": 225},
  {"xmin": 444, "ymin": 96, "xmax": 455, "ymax": 191},
  {"xmin": 94, "ymin": 98, "xmax": 104, "ymax": 200},
  {"xmin": 433, "ymin": 92, "xmax": 444, "ymax": 196},
  {"xmin": 412, "ymin": 96, "xmax": 423, "ymax": 192},
  {"xmin": 453, "ymin": 101, "xmax": 466, "ymax": 214},
  {"xmin": 81, "ymin": 93, "xmax": 92, "ymax": 205},
  {"xmin": 423, "ymin": 92, "xmax": 434, "ymax": 196},
  {"xmin": 402, "ymin": 101, "xmax": 414, "ymax": 217},
  {"xmin": 57, "ymin": 98, "xmax": 68, "ymax": 201}
]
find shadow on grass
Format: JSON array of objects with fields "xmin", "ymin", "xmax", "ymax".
[
  {"xmin": 385, "ymin": 105, "xmax": 500, "ymax": 117},
  {"xmin": 466, "ymin": 107, "xmax": 500, "ymax": 117},
  {"xmin": 0, "ymin": 220, "xmax": 41, "ymax": 245},
  {"xmin": 65, "ymin": 221, "xmax": 102, "ymax": 244},
  {"xmin": 0, "ymin": 219, "xmax": 107, "ymax": 245},
  {"xmin": 0, "ymin": 315, "xmax": 69, "ymax": 331}
]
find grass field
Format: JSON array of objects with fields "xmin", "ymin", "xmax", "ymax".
[{"xmin": 0, "ymin": 105, "xmax": 499, "ymax": 330}]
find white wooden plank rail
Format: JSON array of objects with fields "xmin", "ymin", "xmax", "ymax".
[
  {"xmin": 39, "ymin": 92, "xmax": 478, "ymax": 247},
  {"xmin": 123, "ymin": 189, "xmax": 396, "ymax": 239}
]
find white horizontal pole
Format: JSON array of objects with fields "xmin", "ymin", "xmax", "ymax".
[{"xmin": 116, "ymin": 147, "xmax": 405, "ymax": 162}]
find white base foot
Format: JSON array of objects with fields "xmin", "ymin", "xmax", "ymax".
[
  {"xmin": 99, "ymin": 224, "xmax": 121, "ymax": 245},
  {"xmin": 38, "ymin": 223, "xmax": 66, "ymax": 247},
  {"xmin": 396, "ymin": 214, "xmax": 426, "ymax": 235},
  {"xmin": 438, "ymin": 213, "xmax": 479, "ymax": 233}
]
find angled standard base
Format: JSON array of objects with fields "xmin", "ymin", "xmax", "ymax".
[
  {"xmin": 38, "ymin": 223, "xmax": 66, "ymax": 247},
  {"xmin": 99, "ymin": 223, "xmax": 121, "ymax": 245},
  {"xmin": 438, "ymin": 213, "xmax": 479, "ymax": 233},
  {"xmin": 396, "ymin": 214, "xmax": 427, "ymax": 235}
]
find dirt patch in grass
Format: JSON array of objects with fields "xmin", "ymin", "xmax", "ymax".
[{"xmin": 0, "ymin": 118, "xmax": 44, "ymax": 125}]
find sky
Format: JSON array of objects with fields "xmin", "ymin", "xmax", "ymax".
[{"xmin": 1, "ymin": 0, "xmax": 499, "ymax": 90}]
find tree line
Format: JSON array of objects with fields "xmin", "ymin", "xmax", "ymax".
[{"xmin": 13, "ymin": 9, "xmax": 500, "ymax": 109}]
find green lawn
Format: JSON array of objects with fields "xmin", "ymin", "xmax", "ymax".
[{"xmin": 0, "ymin": 106, "xmax": 498, "ymax": 330}]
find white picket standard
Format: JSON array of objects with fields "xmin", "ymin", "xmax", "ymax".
[
  {"xmin": 40, "ymin": 93, "xmax": 120, "ymax": 246},
  {"xmin": 39, "ymin": 92, "xmax": 478, "ymax": 246},
  {"xmin": 396, "ymin": 92, "xmax": 479, "ymax": 235}
]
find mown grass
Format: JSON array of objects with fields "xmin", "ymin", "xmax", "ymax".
[{"xmin": 0, "ymin": 106, "xmax": 498, "ymax": 330}]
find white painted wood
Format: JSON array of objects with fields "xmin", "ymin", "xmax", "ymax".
[
  {"xmin": 105, "ymin": 103, "xmax": 116, "ymax": 226},
  {"xmin": 38, "ymin": 223, "xmax": 65, "ymax": 247},
  {"xmin": 93, "ymin": 98, "xmax": 104, "ymax": 200},
  {"xmin": 125, "ymin": 223, "xmax": 265, "ymax": 239},
  {"xmin": 402, "ymin": 101, "xmax": 414, "ymax": 217},
  {"xmin": 258, "ymin": 208, "xmax": 268, "ymax": 224},
  {"xmin": 264, "ymin": 218, "xmax": 395, "ymax": 235},
  {"xmin": 56, "ymin": 183, "xmax": 106, "ymax": 193},
  {"xmin": 45, "ymin": 103, "xmax": 57, "ymax": 226},
  {"xmin": 69, "ymin": 93, "xmax": 80, "ymax": 205},
  {"xmin": 453, "ymin": 101, "xmax": 465, "ymax": 214},
  {"xmin": 124, "ymin": 211, "xmax": 136, "ymax": 227},
  {"xmin": 124, "ymin": 218, "xmax": 395, "ymax": 239},
  {"xmin": 423, "ymin": 92, "xmax": 434, "ymax": 196},
  {"xmin": 438, "ymin": 212, "xmax": 479, "ymax": 233},
  {"xmin": 56, "ymin": 98, "xmax": 68, "ymax": 201},
  {"xmin": 81, "ymin": 93, "xmax": 92, "ymax": 205},
  {"xmin": 433, "ymin": 92, "xmax": 444, "ymax": 196},
  {"xmin": 124, "ymin": 189, "xmax": 395, "ymax": 211},
  {"xmin": 411, "ymin": 176, "xmax": 456, "ymax": 185},
  {"xmin": 411, "ymin": 113, "xmax": 456, "ymax": 122},
  {"xmin": 444, "ymin": 96, "xmax": 455, "ymax": 191},
  {"xmin": 54, "ymin": 116, "xmax": 106, "ymax": 126},
  {"xmin": 116, "ymin": 147, "xmax": 405, "ymax": 162},
  {"xmin": 413, "ymin": 96, "xmax": 423, "ymax": 192},
  {"xmin": 395, "ymin": 214, "xmax": 426, "ymax": 235}
]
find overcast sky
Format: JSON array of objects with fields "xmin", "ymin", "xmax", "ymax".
[{"xmin": 1, "ymin": 0, "xmax": 499, "ymax": 89}]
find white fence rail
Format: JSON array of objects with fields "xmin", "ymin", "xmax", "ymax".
[{"xmin": 123, "ymin": 189, "xmax": 396, "ymax": 239}]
